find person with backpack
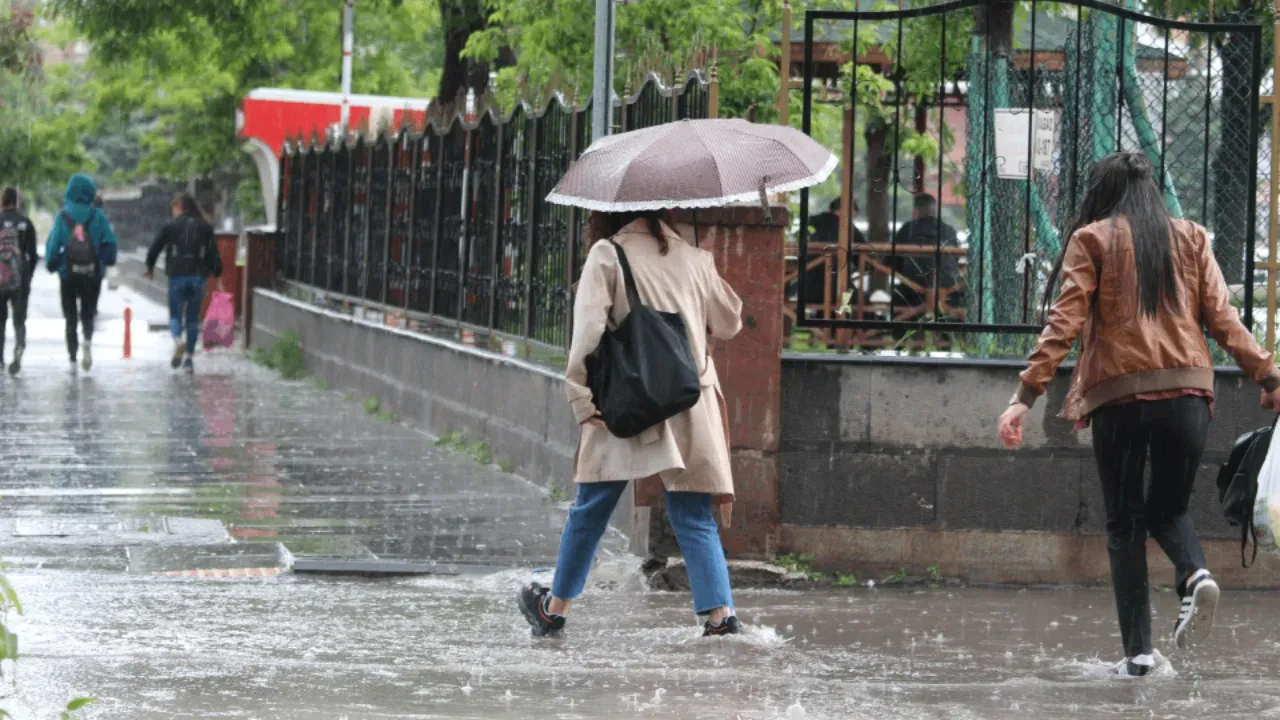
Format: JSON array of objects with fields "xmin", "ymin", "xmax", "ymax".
[
  {"xmin": 144, "ymin": 193, "xmax": 222, "ymax": 374},
  {"xmin": 45, "ymin": 173, "xmax": 118, "ymax": 370},
  {"xmin": 0, "ymin": 187, "xmax": 37, "ymax": 375},
  {"xmin": 997, "ymin": 152, "xmax": 1280, "ymax": 677}
]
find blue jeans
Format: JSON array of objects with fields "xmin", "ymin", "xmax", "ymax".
[
  {"xmin": 552, "ymin": 481, "xmax": 733, "ymax": 615},
  {"xmin": 168, "ymin": 275, "xmax": 205, "ymax": 354}
]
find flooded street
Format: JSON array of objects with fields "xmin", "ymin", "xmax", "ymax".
[
  {"xmin": 1, "ymin": 270, "xmax": 1279, "ymax": 719},
  {"xmin": 12, "ymin": 570, "xmax": 1280, "ymax": 719}
]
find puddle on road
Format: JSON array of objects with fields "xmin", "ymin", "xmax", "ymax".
[{"xmin": 5, "ymin": 567, "xmax": 1280, "ymax": 719}]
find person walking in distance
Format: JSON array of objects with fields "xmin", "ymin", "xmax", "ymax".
[
  {"xmin": 45, "ymin": 173, "xmax": 118, "ymax": 370},
  {"xmin": 518, "ymin": 211, "xmax": 744, "ymax": 638},
  {"xmin": 144, "ymin": 193, "xmax": 222, "ymax": 374},
  {"xmin": 998, "ymin": 152, "xmax": 1280, "ymax": 677},
  {"xmin": 0, "ymin": 188, "xmax": 37, "ymax": 375}
]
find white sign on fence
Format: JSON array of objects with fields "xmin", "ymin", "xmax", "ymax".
[{"xmin": 993, "ymin": 108, "xmax": 1058, "ymax": 180}]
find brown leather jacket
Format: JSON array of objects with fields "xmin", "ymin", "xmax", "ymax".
[{"xmin": 1015, "ymin": 217, "xmax": 1280, "ymax": 419}]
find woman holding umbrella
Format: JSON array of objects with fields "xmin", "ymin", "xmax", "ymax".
[{"xmin": 517, "ymin": 119, "xmax": 837, "ymax": 638}]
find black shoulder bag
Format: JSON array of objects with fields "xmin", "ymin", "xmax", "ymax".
[
  {"xmin": 1217, "ymin": 417, "xmax": 1277, "ymax": 568},
  {"xmin": 585, "ymin": 240, "xmax": 702, "ymax": 439}
]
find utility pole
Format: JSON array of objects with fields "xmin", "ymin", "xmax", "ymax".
[
  {"xmin": 591, "ymin": 0, "xmax": 617, "ymax": 141},
  {"xmin": 340, "ymin": 0, "xmax": 355, "ymax": 132}
]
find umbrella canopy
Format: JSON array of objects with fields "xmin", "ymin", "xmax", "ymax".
[{"xmin": 545, "ymin": 118, "xmax": 838, "ymax": 212}]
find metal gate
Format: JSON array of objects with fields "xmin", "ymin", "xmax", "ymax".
[{"xmin": 796, "ymin": 0, "xmax": 1264, "ymax": 344}]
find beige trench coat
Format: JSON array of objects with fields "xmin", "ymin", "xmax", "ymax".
[{"xmin": 565, "ymin": 219, "xmax": 743, "ymax": 509}]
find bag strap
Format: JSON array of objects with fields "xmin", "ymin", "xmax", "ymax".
[
  {"xmin": 60, "ymin": 211, "xmax": 93, "ymax": 234},
  {"xmin": 608, "ymin": 240, "xmax": 642, "ymax": 311},
  {"xmin": 1243, "ymin": 418, "xmax": 1278, "ymax": 568},
  {"xmin": 1243, "ymin": 516, "xmax": 1258, "ymax": 568}
]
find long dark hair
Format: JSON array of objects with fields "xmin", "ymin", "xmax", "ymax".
[
  {"xmin": 172, "ymin": 192, "xmax": 207, "ymax": 222},
  {"xmin": 1043, "ymin": 151, "xmax": 1178, "ymax": 321},
  {"xmin": 586, "ymin": 210, "xmax": 669, "ymax": 255}
]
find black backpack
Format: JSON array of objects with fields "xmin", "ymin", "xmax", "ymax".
[
  {"xmin": 1217, "ymin": 420, "xmax": 1276, "ymax": 568},
  {"xmin": 61, "ymin": 211, "xmax": 97, "ymax": 275},
  {"xmin": 584, "ymin": 240, "xmax": 701, "ymax": 439},
  {"xmin": 171, "ymin": 216, "xmax": 206, "ymax": 271}
]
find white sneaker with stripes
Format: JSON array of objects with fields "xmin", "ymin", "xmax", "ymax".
[{"xmin": 1174, "ymin": 569, "xmax": 1220, "ymax": 651}]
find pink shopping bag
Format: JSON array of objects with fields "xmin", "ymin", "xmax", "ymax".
[{"xmin": 202, "ymin": 291, "xmax": 236, "ymax": 349}]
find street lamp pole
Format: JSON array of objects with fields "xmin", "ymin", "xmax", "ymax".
[
  {"xmin": 340, "ymin": 0, "xmax": 355, "ymax": 132},
  {"xmin": 591, "ymin": 0, "xmax": 617, "ymax": 141}
]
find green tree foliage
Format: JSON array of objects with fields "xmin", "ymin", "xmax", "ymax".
[
  {"xmin": 464, "ymin": 0, "xmax": 857, "ymax": 119},
  {"xmin": 46, "ymin": 0, "xmax": 443, "ymax": 218},
  {"xmin": 0, "ymin": 7, "xmax": 89, "ymax": 202}
]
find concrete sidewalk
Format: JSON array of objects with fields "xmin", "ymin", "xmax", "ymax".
[{"xmin": 0, "ymin": 268, "xmax": 614, "ymax": 575}]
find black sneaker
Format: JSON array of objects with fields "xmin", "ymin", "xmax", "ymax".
[
  {"xmin": 517, "ymin": 582, "xmax": 565, "ymax": 637},
  {"xmin": 703, "ymin": 615, "xmax": 742, "ymax": 637},
  {"xmin": 8, "ymin": 345, "xmax": 21, "ymax": 376},
  {"xmin": 1174, "ymin": 569, "xmax": 1220, "ymax": 650},
  {"xmin": 1113, "ymin": 654, "xmax": 1155, "ymax": 677}
]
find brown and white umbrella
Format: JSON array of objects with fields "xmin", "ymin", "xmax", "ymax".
[{"xmin": 546, "ymin": 118, "xmax": 837, "ymax": 212}]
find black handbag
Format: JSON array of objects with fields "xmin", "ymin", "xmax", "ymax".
[
  {"xmin": 1217, "ymin": 418, "xmax": 1276, "ymax": 568},
  {"xmin": 585, "ymin": 240, "xmax": 701, "ymax": 439}
]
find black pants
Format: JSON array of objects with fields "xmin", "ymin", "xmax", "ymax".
[
  {"xmin": 60, "ymin": 274, "xmax": 101, "ymax": 359},
  {"xmin": 1091, "ymin": 396, "xmax": 1210, "ymax": 658},
  {"xmin": 0, "ymin": 286, "xmax": 28, "ymax": 356}
]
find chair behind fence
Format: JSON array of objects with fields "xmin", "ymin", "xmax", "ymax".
[{"xmin": 276, "ymin": 70, "xmax": 716, "ymax": 351}]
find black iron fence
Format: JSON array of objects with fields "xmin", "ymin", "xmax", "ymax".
[
  {"xmin": 795, "ymin": 0, "xmax": 1263, "ymax": 346},
  {"xmin": 277, "ymin": 71, "xmax": 715, "ymax": 350}
]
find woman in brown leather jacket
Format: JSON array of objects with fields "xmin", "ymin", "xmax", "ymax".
[{"xmin": 998, "ymin": 152, "xmax": 1280, "ymax": 677}]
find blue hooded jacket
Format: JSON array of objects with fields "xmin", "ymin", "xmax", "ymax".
[{"xmin": 46, "ymin": 174, "xmax": 118, "ymax": 279}]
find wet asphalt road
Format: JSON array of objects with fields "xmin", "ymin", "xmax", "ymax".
[{"xmin": 3, "ymin": 270, "xmax": 1280, "ymax": 719}]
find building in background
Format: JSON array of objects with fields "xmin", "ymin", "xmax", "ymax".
[{"xmin": 238, "ymin": 88, "xmax": 432, "ymax": 227}]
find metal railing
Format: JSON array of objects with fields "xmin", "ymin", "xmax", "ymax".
[{"xmin": 276, "ymin": 70, "xmax": 717, "ymax": 351}]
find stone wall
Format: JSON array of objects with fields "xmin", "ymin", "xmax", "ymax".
[
  {"xmin": 778, "ymin": 355, "xmax": 1280, "ymax": 587},
  {"xmin": 251, "ymin": 290, "xmax": 583, "ymax": 494}
]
